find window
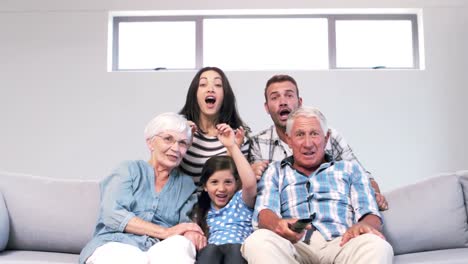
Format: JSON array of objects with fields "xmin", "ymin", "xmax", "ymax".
[
  {"xmin": 110, "ymin": 11, "xmax": 421, "ymax": 71},
  {"xmin": 117, "ymin": 20, "xmax": 196, "ymax": 70},
  {"xmin": 203, "ymin": 18, "xmax": 328, "ymax": 70},
  {"xmin": 333, "ymin": 15, "xmax": 418, "ymax": 69}
]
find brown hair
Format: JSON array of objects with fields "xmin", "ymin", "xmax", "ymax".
[{"xmin": 264, "ymin": 74, "xmax": 299, "ymax": 102}]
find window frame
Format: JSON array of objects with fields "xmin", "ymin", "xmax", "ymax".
[{"xmin": 111, "ymin": 13, "xmax": 420, "ymax": 71}]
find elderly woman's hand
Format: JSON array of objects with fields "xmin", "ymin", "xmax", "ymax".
[
  {"xmin": 216, "ymin": 123, "xmax": 236, "ymax": 148},
  {"xmin": 183, "ymin": 230, "xmax": 207, "ymax": 250},
  {"xmin": 166, "ymin": 223, "xmax": 203, "ymax": 238}
]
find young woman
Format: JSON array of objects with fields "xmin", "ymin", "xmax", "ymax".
[
  {"xmin": 195, "ymin": 123, "xmax": 256, "ymax": 264},
  {"xmin": 179, "ymin": 67, "xmax": 250, "ymax": 185}
]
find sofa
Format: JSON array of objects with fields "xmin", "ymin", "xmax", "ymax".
[
  {"xmin": 0, "ymin": 171, "xmax": 100, "ymax": 264},
  {"xmin": 1, "ymin": 170, "xmax": 468, "ymax": 264},
  {"xmin": 381, "ymin": 170, "xmax": 468, "ymax": 263}
]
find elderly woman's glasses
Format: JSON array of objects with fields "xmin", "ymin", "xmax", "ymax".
[{"xmin": 155, "ymin": 135, "xmax": 189, "ymax": 149}]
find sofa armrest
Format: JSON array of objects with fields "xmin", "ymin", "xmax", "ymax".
[{"xmin": 0, "ymin": 191, "xmax": 9, "ymax": 251}]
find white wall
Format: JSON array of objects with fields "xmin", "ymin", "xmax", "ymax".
[{"xmin": 1, "ymin": 0, "xmax": 467, "ymax": 191}]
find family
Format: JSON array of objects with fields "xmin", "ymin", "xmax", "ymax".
[{"xmin": 79, "ymin": 67, "xmax": 394, "ymax": 264}]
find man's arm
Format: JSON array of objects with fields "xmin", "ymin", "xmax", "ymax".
[
  {"xmin": 258, "ymin": 209, "xmax": 305, "ymax": 244},
  {"xmin": 251, "ymin": 160, "xmax": 270, "ymax": 181},
  {"xmin": 248, "ymin": 133, "xmax": 271, "ymax": 180},
  {"xmin": 253, "ymin": 163, "xmax": 305, "ymax": 244},
  {"xmin": 328, "ymin": 128, "xmax": 388, "ymax": 210},
  {"xmin": 340, "ymin": 162, "xmax": 386, "ymax": 246},
  {"xmin": 370, "ymin": 179, "xmax": 388, "ymax": 210},
  {"xmin": 249, "ymin": 133, "xmax": 264, "ymax": 163},
  {"xmin": 340, "ymin": 214, "xmax": 385, "ymax": 246}
]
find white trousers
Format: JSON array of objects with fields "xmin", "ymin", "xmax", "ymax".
[
  {"xmin": 242, "ymin": 229, "xmax": 393, "ymax": 264},
  {"xmin": 86, "ymin": 235, "xmax": 196, "ymax": 264}
]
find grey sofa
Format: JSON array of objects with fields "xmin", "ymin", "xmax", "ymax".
[
  {"xmin": 382, "ymin": 170, "xmax": 468, "ymax": 263},
  {"xmin": 0, "ymin": 171, "xmax": 100, "ymax": 264},
  {"xmin": 1, "ymin": 170, "xmax": 468, "ymax": 264}
]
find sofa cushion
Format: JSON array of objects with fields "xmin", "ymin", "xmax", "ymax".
[
  {"xmin": 0, "ymin": 171, "xmax": 100, "ymax": 254},
  {"xmin": 0, "ymin": 250, "xmax": 78, "ymax": 264},
  {"xmin": 394, "ymin": 248, "xmax": 468, "ymax": 264},
  {"xmin": 0, "ymin": 192, "xmax": 8, "ymax": 251},
  {"xmin": 382, "ymin": 173, "xmax": 468, "ymax": 255}
]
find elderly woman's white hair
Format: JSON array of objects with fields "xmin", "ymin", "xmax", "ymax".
[
  {"xmin": 286, "ymin": 107, "xmax": 328, "ymax": 135},
  {"xmin": 144, "ymin": 112, "xmax": 192, "ymax": 141}
]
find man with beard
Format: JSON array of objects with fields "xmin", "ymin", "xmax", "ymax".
[{"xmin": 249, "ymin": 75, "xmax": 388, "ymax": 210}]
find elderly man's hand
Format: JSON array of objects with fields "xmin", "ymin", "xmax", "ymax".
[
  {"xmin": 251, "ymin": 160, "xmax": 270, "ymax": 181},
  {"xmin": 183, "ymin": 230, "xmax": 207, "ymax": 251},
  {"xmin": 274, "ymin": 219, "xmax": 309, "ymax": 244},
  {"xmin": 376, "ymin": 193, "xmax": 388, "ymax": 211},
  {"xmin": 340, "ymin": 222, "xmax": 385, "ymax": 246}
]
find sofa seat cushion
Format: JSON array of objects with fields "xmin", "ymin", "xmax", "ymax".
[
  {"xmin": 382, "ymin": 173, "xmax": 468, "ymax": 255},
  {"xmin": 394, "ymin": 248, "xmax": 468, "ymax": 264},
  {"xmin": 0, "ymin": 250, "xmax": 78, "ymax": 264}
]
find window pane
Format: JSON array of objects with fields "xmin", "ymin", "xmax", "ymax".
[
  {"xmin": 203, "ymin": 18, "xmax": 328, "ymax": 70},
  {"xmin": 336, "ymin": 20, "xmax": 413, "ymax": 68},
  {"xmin": 118, "ymin": 21, "xmax": 196, "ymax": 70}
]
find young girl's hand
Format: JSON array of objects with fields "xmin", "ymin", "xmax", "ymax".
[{"xmin": 216, "ymin": 123, "xmax": 236, "ymax": 148}]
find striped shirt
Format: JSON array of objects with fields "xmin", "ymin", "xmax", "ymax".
[
  {"xmin": 253, "ymin": 156, "xmax": 381, "ymax": 241},
  {"xmin": 179, "ymin": 131, "xmax": 250, "ymax": 184},
  {"xmin": 249, "ymin": 125, "xmax": 374, "ymax": 179}
]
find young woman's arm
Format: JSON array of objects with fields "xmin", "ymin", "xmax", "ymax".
[{"xmin": 217, "ymin": 124, "xmax": 257, "ymax": 208}]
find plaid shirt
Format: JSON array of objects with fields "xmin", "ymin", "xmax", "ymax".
[
  {"xmin": 249, "ymin": 125, "xmax": 373, "ymax": 179},
  {"xmin": 252, "ymin": 156, "xmax": 381, "ymax": 241}
]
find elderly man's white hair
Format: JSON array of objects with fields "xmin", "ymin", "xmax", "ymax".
[
  {"xmin": 144, "ymin": 112, "xmax": 192, "ymax": 141},
  {"xmin": 286, "ymin": 107, "xmax": 328, "ymax": 135}
]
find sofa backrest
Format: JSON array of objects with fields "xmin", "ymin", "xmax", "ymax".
[
  {"xmin": 382, "ymin": 170, "xmax": 468, "ymax": 255},
  {"xmin": 0, "ymin": 171, "xmax": 100, "ymax": 254}
]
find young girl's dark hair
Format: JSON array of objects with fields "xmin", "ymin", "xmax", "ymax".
[
  {"xmin": 179, "ymin": 66, "xmax": 250, "ymax": 135},
  {"xmin": 196, "ymin": 156, "xmax": 241, "ymax": 236}
]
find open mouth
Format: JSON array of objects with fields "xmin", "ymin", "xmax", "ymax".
[
  {"xmin": 216, "ymin": 193, "xmax": 227, "ymax": 199},
  {"xmin": 205, "ymin": 96, "xmax": 216, "ymax": 105},
  {"xmin": 279, "ymin": 109, "xmax": 291, "ymax": 118}
]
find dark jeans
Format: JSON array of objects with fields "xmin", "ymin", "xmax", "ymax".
[{"xmin": 196, "ymin": 243, "xmax": 247, "ymax": 264}]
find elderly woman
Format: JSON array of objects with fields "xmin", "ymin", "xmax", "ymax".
[{"xmin": 79, "ymin": 112, "xmax": 206, "ymax": 264}]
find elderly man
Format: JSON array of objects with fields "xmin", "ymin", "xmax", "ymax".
[
  {"xmin": 242, "ymin": 107, "xmax": 393, "ymax": 264},
  {"xmin": 249, "ymin": 74, "xmax": 388, "ymax": 210}
]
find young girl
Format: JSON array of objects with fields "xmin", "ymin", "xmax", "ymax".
[{"xmin": 195, "ymin": 123, "xmax": 256, "ymax": 264}]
